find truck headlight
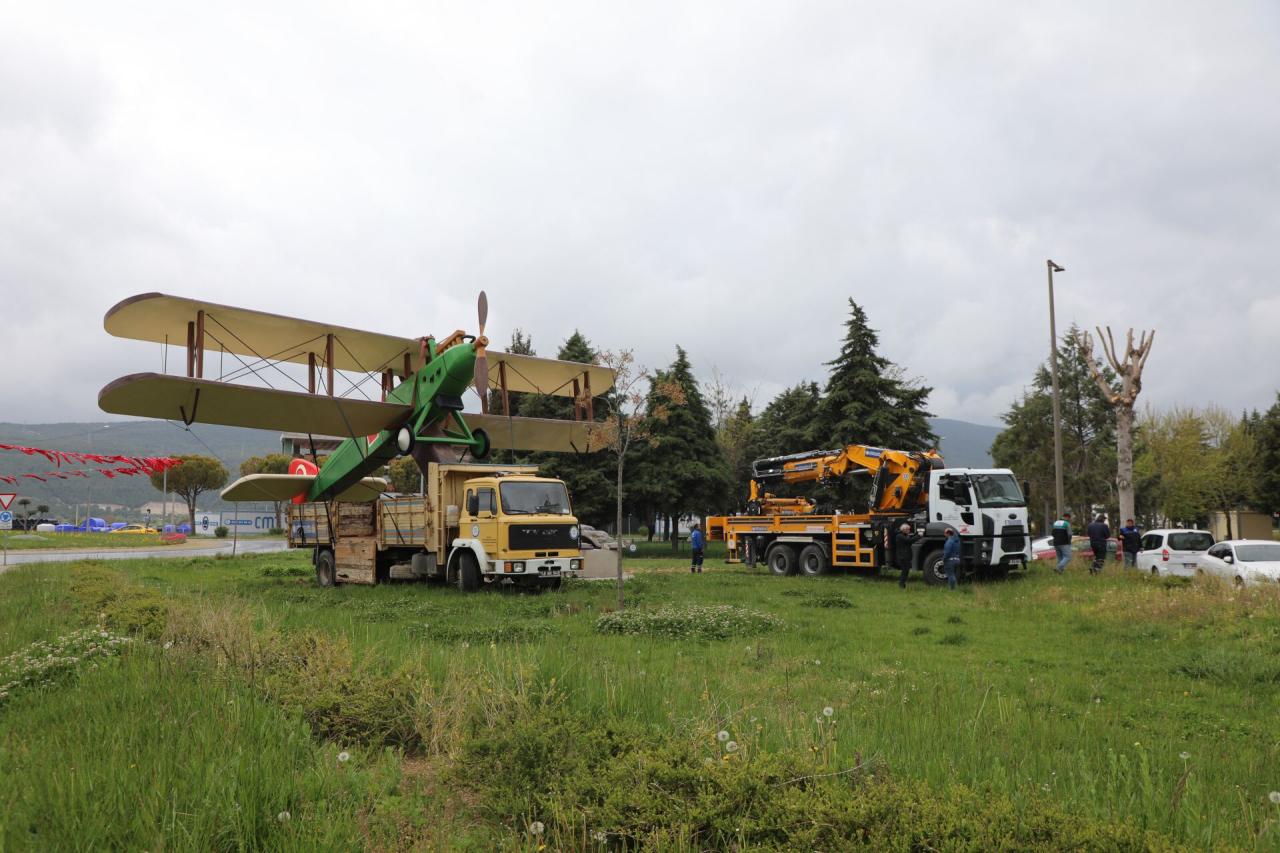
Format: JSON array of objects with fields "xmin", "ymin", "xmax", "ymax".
[
  {"xmin": 505, "ymin": 561, "xmax": 525, "ymax": 573},
  {"xmin": 570, "ymin": 559, "xmax": 582, "ymax": 570}
]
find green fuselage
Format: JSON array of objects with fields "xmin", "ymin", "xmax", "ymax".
[{"xmin": 306, "ymin": 340, "xmax": 482, "ymax": 502}]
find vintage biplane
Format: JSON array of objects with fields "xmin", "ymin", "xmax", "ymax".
[{"xmin": 97, "ymin": 292, "xmax": 613, "ymax": 504}]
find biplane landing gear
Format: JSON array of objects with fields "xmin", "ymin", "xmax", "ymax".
[
  {"xmin": 395, "ymin": 426, "xmax": 416, "ymax": 456},
  {"xmin": 471, "ymin": 428, "xmax": 491, "ymax": 460}
]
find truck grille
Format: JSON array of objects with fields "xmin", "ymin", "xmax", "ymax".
[
  {"xmin": 508, "ymin": 524, "xmax": 577, "ymax": 550},
  {"xmin": 1000, "ymin": 525, "xmax": 1025, "ymax": 552}
]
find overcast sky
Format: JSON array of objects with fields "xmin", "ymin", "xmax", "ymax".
[{"xmin": 2, "ymin": 1, "xmax": 1278, "ymax": 429}]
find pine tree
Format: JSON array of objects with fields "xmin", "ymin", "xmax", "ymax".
[
  {"xmin": 1255, "ymin": 393, "xmax": 1280, "ymax": 514},
  {"xmin": 489, "ymin": 329, "xmax": 535, "ymax": 416},
  {"xmin": 632, "ymin": 348, "xmax": 729, "ymax": 545},
  {"xmin": 991, "ymin": 325, "xmax": 1117, "ymax": 528},
  {"xmin": 813, "ymin": 300, "xmax": 936, "ymax": 450}
]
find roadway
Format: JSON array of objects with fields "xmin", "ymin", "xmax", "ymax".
[{"xmin": 0, "ymin": 537, "xmax": 290, "ymax": 570}]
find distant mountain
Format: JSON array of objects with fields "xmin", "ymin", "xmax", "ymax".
[
  {"xmin": 929, "ymin": 418, "xmax": 1001, "ymax": 468},
  {"xmin": 0, "ymin": 420, "xmax": 282, "ymax": 518}
]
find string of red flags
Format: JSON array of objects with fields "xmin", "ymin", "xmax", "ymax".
[{"xmin": 0, "ymin": 443, "xmax": 183, "ymax": 485}]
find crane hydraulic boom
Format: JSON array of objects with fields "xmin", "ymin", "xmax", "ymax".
[{"xmin": 750, "ymin": 445, "xmax": 942, "ymax": 514}]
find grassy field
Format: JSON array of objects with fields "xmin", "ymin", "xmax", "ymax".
[
  {"xmin": 2, "ymin": 547, "xmax": 1279, "ymax": 850},
  {"xmin": 0, "ymin": 531, "xmax": 171, "ymax": 550}
]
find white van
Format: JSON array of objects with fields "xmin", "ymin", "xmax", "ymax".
[{"xmin": 1135, "ymin": 529, "xmax": 1215, "ymax": 576}]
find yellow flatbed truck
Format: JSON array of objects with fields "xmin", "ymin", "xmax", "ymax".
[{"xmin": 289, "ymin": 462, "xmax": 584, "ymax": 591}]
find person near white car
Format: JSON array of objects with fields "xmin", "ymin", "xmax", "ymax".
[
  {"xmin": 1051, "ymin": 511, "xmax": 1073, "ymax": 574},
  {"xmin": 1199, "ymin": 540, "xmax": 1280, "ymax": 586},
  {"xmin": 1118, "ymin": 519, "xmax": 1142, "ymax": 568}
]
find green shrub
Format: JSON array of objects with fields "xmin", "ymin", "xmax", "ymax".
[
  {"xmin": 595, "ymin": 604, "xmax": 781, "ymax": 640},
  {"xmin": 70, "ymin": 565, "xmax": 169, "ymax": 639},
  {"xmin": 268, "ymin": 527, "xmax": 285, "ymax": 536},
  {"xmin": 214, "ymin": 526, "xmax": 229, "ymax": 538},
  {"xmin": 802, "ymin": 593, "xmax": 853, "ymax": 609},
  {"xmin": 938, "ymin": 632, "xmax": 968, "ymax": 646}
]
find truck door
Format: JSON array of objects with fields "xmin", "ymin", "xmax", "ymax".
[
  {"xmin": 474, "ymin": 486, "xmax": 499, "ymax": 558},
  {"xmin": 932, "ymin": 474, "xmax": 976, "ymax": 534}
]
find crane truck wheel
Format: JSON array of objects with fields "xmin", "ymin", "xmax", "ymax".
[
  {"xmin": 921, "ymin": 550, "xmax": 947, "ymax": 586},
  {"xmin": 766, "ymin": 543, "xmax": 797, "ymax": 576},
  {"xmin": 315, "ymin": 548, "xmax": 337, "ymax": 587},
  {"xmin": 456, "ymin": 552, "xmax": 481, "ymax": 592},
  {"xmin": 798, "ymin": 544, "xmax": 829, "ymax": 576}
]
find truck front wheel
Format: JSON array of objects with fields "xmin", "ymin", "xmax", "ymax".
[
  {"xmin": 456, "ymin": 552, "xmax": 481, "ymax": 592},
  {"xmin": 921, "ymin": 550, "xmax": 947, "ymax": 586},
  {"xmin": 316, "ymin": 548, "xmax": 337, "ymax": 587},
  {"xmin": 766, "ymin": 543, "xmax": 797, "ymax": 576},
  {"xmin": 798, "ymin": 544, "xmax": 829, "ymax": 576}
]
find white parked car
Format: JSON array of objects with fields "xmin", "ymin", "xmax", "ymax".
[
  {"xmin": 1198, "ymin": 540, "xmax": 1280, "ymax": 586},
  {"xmin": 1135, "ymin": 529, "xmax": 1215, "ymax": 576}
]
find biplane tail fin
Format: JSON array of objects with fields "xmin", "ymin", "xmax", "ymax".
[{"xmin": 221, "ymin": 473, "xmax": 388, "ymax": 503}]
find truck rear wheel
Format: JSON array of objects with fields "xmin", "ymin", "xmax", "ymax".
[
  {"xmin": 798, "ymin": 544, "xmax": 829, "ymax": 576},
  {"xmin": 766, "ymin": 543, "xmax": 797, "ymax": 576},
  {"xmin": 316, "ymin": 548, "xmax": 336, "ymax": 587},
  {"xmin": 921, "ymin": 550, "xmax": 947, "ymax": 586},
  {"xmin": 456, "ymin": 552, "xmax": 481, "ymax": 592}
]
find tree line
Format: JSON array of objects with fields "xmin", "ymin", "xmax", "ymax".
[{"xmin": 992, "ymin": 325, "xmax": 1280, "ymax": 533}]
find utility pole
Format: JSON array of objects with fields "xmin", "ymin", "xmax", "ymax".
[{"xmin": 1046, "ymin": 260, "xmax": 1066, "ymax": 519}]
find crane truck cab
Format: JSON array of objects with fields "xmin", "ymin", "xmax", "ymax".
[
  {"xmin": 914, "ymin": 468, "xmax": 1031, "ymax": 582},
  {"xmin": 453, "ymin": 473, "xmax": 583, "ymax": 590}
]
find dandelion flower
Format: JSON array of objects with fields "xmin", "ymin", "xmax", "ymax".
[
  {"xmin": 337, "ymin": 751, "xmax": 351, "ymax": 763},
  {"xmin": 717, "ymin": 730, "xmax": 730, "ymax": 742},
  {"xmin": 725, "ymin": 740, "xmax": 739, "ymax": 753},
  {"xmin": 277, "ymin": 811, "xmax": 291, "ymax": 822},
  {"xmin": 822, "ymin": 706, "xmax": 834, "ymax": 717},
  {"xmin": 529, "ymin": 820, "xmax": 545, "ymax": 835},
  {"xmin": 814, "ymin": 659, "xmax": 821, "ymax": 665},
  {"xmin": 163, "ymin": 641, "xmax": 173, "ymax": 650},
  {"xmin": 1270, "ymin": 791, "xmax": 1280, "ymax": 805},
  {"xmin": 1179, "ymin": 751, "xmax": 1190, "ymax": 761}
]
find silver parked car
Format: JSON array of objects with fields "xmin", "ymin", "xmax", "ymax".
[
  {"xmin": 1199, "ymin": 540, "xmax": 1280, "ymax": 586},
  {"xmin": 1135, "ymin": 529, "xmax": 1215, "ymax": 576}
]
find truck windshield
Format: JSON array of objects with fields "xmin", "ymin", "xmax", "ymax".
[
  {"xmin": 971, "ymin": 473, "xmax": 1025, "ymax": 508},
  {"xmin": 500, "ymin": 482, "xmax": 572, "ymax": 516}
]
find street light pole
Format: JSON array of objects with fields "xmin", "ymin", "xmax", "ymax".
[{"xmin": 1047, "ymin": 260, "xmax": 1066, "ymax": 520}]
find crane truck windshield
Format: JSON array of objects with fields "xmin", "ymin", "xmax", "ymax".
[
  {"xmin": 971, "ymin": 474, "xmax": 1025, "ymax": 508},
  {"xmin": 500, "ymin": 481, "xmax": 572, "ymax": 516}
]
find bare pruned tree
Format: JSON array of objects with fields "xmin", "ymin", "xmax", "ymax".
[{"xmin": 1076, "ymin": 326, "xmax": 1155, "ymax": 525}]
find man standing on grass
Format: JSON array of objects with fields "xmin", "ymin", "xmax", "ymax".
[
  {"xmin": 689, "ymin": 523, "xmax": 704, "ymax": 573},
  {"xmin": 1086, "ymin": 514, "xmax": 1110, "ymax": 575},
  {"xmin": 895, "ymin": 522, "xmax": 915, "ymax": 589},
  {"xmin": 942, "ymin": 527, "xmax": 961, "ymax": 590},
  {"xmin": 1052, "ymin": 511, "xmax": 1073, "ymax": 574},
  {"xmin": 1119, "ymin": 518, "xmax": 1141, "ymax": 569}
]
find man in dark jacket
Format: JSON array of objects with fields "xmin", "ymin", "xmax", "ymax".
[
  {"xmin": 1051, "ymin": 512, "xmax": 1073, "ymax": 574},
  {"xmin": 895, "ymin": 523, "xmax": 915, "ymax": 589},
  {"xmin": 942, "ymin": 527, "xmax": 961, "ymax": 589},
  {"xmin": 1086, "ymin": 514, "xmax": 1111, "ymax": 574},
  {"xmin": 1119, "ymin": 518, "xmax": 1141, "ymax": 568}
]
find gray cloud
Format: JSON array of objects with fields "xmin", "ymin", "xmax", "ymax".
[{"xmin": 2, "ymin": 1, "xmax": 1277, "ymax": 428}]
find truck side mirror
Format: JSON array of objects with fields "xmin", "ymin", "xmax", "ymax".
[
  {"xmin": 466, "ymin": 494, "xmax": 479, "ymax": 515},
  {"xmin": 1022, "ymin": 480, "xmax": 1030, "ymax": 500}
]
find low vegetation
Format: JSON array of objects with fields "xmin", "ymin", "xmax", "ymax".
[{"xmin": 2, "ymin": 549, "xmax": 1279, "ymax": 850}]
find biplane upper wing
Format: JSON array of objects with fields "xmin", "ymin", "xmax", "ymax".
[
  {"xmin": 105, "ymin": 293, "xmax": 418, "ymax": 376},
  {"xmin": 99, "ymin": 373, "xmax": 412, "ymax": 436},
  {"xmin": 221, "ymin": 474, "xmax": 388, "ymax": 503},
  {"xmin": 467, "ymin": 414, "xmax": 603, "ymax": 454},
  {"xmin": 485, "ymin": 352, "xmax": 614, "ymax": 398}
]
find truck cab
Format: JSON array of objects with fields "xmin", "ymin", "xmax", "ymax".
[
  {"xmin": 916, "ymin": 467, "xmax": 1031, "ymax": 579},
  {"xmin": 455, "ymin": 473, "xmax": 583, "ymax": 589}
]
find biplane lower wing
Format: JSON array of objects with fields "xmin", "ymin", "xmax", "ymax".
[
  {"xmin": 222, "ymin": 474, "xmax": 387, "ymax": 503},
  {"xmin": 467, "ymin": 414, "xmax": 601, "ymax": 454},
  {"xmin": 98, "ymin": 373, "xmax": 412, "ymax": 437}
]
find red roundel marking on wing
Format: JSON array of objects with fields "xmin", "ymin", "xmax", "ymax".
[{"xmin": 290, "ymin": 457, "xmax": 319, "ymax": 503}]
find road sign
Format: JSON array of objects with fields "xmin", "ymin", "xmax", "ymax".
[
  {"xmin": 0, "ymin": 493, "xmax": 15, "ymax": 510},
  {"xmin": 0, "ymin": 510, "xmax": 12, "ymax": 530}
]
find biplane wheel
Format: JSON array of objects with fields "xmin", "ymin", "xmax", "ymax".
[
  {"xmin": 471, "ymin": 428, "xmax": 491, "ymax": 460},
  {"xmin": 316, "ymin": 549, "xmax": 337, "ymax": 587},
  {"xmin": 395, "ymin": 426, "xmax": 416, "ymax": 456}
]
